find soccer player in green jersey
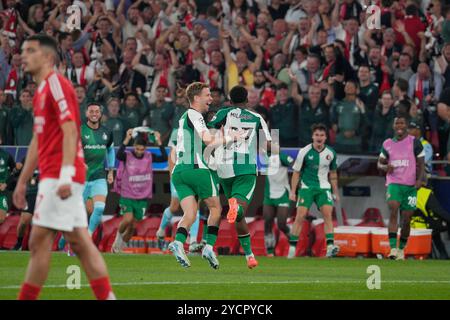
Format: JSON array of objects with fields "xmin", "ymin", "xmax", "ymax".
[
  {"xmin": 81, "ymin": 103, "xmax": 115, "ymax": 235},
  {"xmin": 263, "ymin": 151, "xmax": 294, "ymax": 256},
  {"xmin": 208, "ymin": 85, "xmax": 273, "ymax": 269},
  {"xmin": 288, "ymin": 123, "xmax": 340, "ymax": 258},
  {"xmin": 58, "ymin": 103, "xmax": 116, "ymax": 251},
  {"xmin": 168, "ymin": 82, "xmax": 242, "ymax": 269}
]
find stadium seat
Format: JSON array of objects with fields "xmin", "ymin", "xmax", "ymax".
[
  {"xmin": 52, "ymin": 232, "xmax": 62, "ymax": 251},
  {"xmin": 332, "ymin": 207, "xmax": 349, "ymax": 227},
  {"xmin": 311, "ymin": 221, "xmax": 327, "ymax": 257},
  {"xmin": 274, "ymin": 220, "xmax": 311, "ymax": 257},
  {"xmin": 136, "ymin": 216, "xmax": 162, "ymax": 238},
  {"xmin": 239, "ymin": 217, "xmax": 266, "ymax": 256},
  {"xmin": 215, "ymin": 218, "xmax": 239, "ymax": 255},
  {"xmin": 147, "ymin": 203, "xmax": 164, "ymax": 216},
  {"xmin": 356, "ymin": 208, "xmax": 385, "ymax": 227},
  {"xmin": 0, "ymin": 214, "xmax": 20, "ymax": 249},
  {"xmin": 98, "ymin": 216, "xmax": 123, "ymax": 252}
]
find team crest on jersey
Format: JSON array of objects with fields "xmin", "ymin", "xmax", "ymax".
[
  {"xmin": 326, "ymin": 154, "xmax": 332, "ymax": 160},
  {"xmin": 102, "ymin": 133, "xmax": 108, "ymax": 140}
]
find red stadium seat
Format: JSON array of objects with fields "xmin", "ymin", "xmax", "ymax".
[
  {"xmin": 215, "ymin": 218, "xmax": 239, "ymax": 255},
  {"xmin": 311, "ymin": 222, "xmax": 327, "ymax": 257},
  {"xmin": 0, "ymin": 214, "xmax": 20, "ymax": 249},
  {"xmin": 239, "ymin": 217, "xmax": 266, "ymax": 256},
  {"xmin": 274, "ymin": 220, "xmax": 311, "ymax": 257},
  {"xmin": 98, "ymin": 216, "xmax": 123, "ymax": 252},
  {"xmin": 147, "ymin": 203, "xmax": 164, "ymax": 216},
  {"xmin": 356, "ymin": 208, "xmax": 385, "ymax": 227},
  {"xmin": 136, "ymin": 216, "xmax": 162, "ymax": 238},
  {"xmin": 52, "ymin": 232, "xmax": 62, "ymax": 251},
  {"xmin": 332, "ymin": 207, "xmax": 349, "ymax": 227}
]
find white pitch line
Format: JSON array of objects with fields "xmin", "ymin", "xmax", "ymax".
[{"xmin": 2, "ymin": 280, "xmax": 450, "ymax": 290}]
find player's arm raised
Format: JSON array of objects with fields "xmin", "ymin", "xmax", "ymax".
[{"xmin": 13, "ymin": 134, "xmax": 38, "ymax": 209}]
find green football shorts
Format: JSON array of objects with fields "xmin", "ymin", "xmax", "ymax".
[
  {"xmin": 386, "ymin": 183, "xmax": 417, "ymax": 211},
  {"xmin": 172, "ymin": 169, "xmax": 219, "ymax": 201},
  {"xmin": 297, "ymin": 188, "xmax": 333, "ymax": 209},
  {"xmin": 219, "ymin": 174, "xmax": 257, "ymax": 204},
  {"xmin": 119, "ymin": 197, "xmax": 148, "ymax": 221}
]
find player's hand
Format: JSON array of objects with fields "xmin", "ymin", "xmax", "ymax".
[
  {"xmin": 13, "ymin": 182, "xmax": 27, "ymax": 210},
  {"xmin": 154, "ymin": 131, "xmax": 162, "ymax": 146},
  {"xmin": 289, "ymin": 191, "xmax": 297, "ymax": 202},
  {"xmin": 333, "ymin": 193, "xmax": 340, "ymax": 203},
  {"xmin": 57, "ymin": 184, "xmax": 72, "ymax": 200},
  {"xmin": 415, "ymin": 180, "xmax": 424, "ymax": 189},
  {"xmin": 0, "ymin": 183, "xmax": 6, "ymax": 191},
  {"xmin": 107, "ymin": 171, "xmax": 114, "ymax": 184},
  {"xmin": 386, "ymin": 164, "xmax": 395, "ymax": 174},
  {"xmin": 15, "ymin": 162, "xmax": 23, "ymax": 171},
  {"xmin": 124, "ymin": 129, "xmax": 133, "ymax": 144}
]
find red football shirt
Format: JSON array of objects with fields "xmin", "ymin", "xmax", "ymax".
[{"xmin": 33, "ymin": 71, "xmax": 86, "ymax": 184}]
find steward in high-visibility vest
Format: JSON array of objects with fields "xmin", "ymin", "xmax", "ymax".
[{"xmin": 411, "ymin": 186, "xmax": 450, "ymax": 259}]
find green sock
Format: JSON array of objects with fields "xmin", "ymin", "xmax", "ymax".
[
  {"xmin": 289, "ymin": 235, "xmax": 299, "ymax": 247},
  {"xmin": 206, "ymin": 226, "xmax": 219, "ymax": 246},
  {"xmin": 326, "ymin": 233, "xmax": 334, "ymax": 246},
  {"xmin": 175, "ymin": 227, "xmax": 188, "ymax": 244},
  {"xmin": 238, "ymin": 234, "xmax": 253, "ymax": 256},
  {"xmin": 267, "ymin": 247, "xmax": 274, "ymax": 255},
  {"xmin": 399, "ymin": 237, "xmax": 408, "ymax": 250},
  {"xmin": 237, "ymin": 205, "xmax": 244, "ymax": 221},
  {"xmin": 202, "ymin": 221, "xmax": 208, "ymax": 241},
  {"xmin": 388, "ymin": 232, "xmax": 397, "ymax": 249}
]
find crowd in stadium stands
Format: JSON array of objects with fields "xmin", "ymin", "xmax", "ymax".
[{"xmin": 0, "ymin": 0, "xmax": 449, "ymax": 166}]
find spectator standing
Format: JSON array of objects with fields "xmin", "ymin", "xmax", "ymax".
[{"xmin": 10, "ymin": 89, "xmax": 33, "ymax": 146}]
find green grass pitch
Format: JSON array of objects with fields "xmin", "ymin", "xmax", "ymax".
[{"xmin": 1, "ymin": 251, "xmax": 450, "ymax": 300}]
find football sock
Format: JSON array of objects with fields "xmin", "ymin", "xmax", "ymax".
[
  {"xmin": 202, "ymin": 220, "xmax": 208, "ymax": 241},
  {"xmin": 206, "ymin": 225, "xmax": 219, "ymax": 246},
  {"xmin": 289, "ymin": 235, "xmax": 299, "ymax": 247},
  {"xmin": 88, "ymin": 202, "xmax": 105, "ymax": 234},
  {"xmin": 238, "ymin": 233, "xmax": 252, "ymax": 256},
  {"xmin": 389, "ymin": 232, "xmax": 397, "ymax": 249},
  {"xmin": 15, "ymin": 236, "xmax": 23, "ymax": 248},
  {"xmin": 160, "ymin": 207, "xmax": 173, "ymax": 230},
  {"xmin": 90, "ymin": 277, "xmax": 115, "ymax": 300},
  {"xmin": 58, "ymin": 236, "xmax": 66, "ymax": 251},
  {"xmin": 18, "ymin": 282, "xmax": 41, "ymax": 300},
  {"xmin": 326, "ymin": 233, "xmax": 334, "ymax": 246},
  {"xmin": 175, "ymin": 227, "xmax": 188, "ymax": 244},
  {"xmin": 236, "ymin": 205, "xmax": 244, "ymax": 221},
  {"xmin": 399, "ymin": 237, "xmax": 408, "ymax": 250}
]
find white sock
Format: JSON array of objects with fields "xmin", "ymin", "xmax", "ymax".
[
  {"xmin": 205, "ymin": 244, "xmax": 213, "ymax": 251},
  {"xmin": 246, "ymin": 253, "xmax": 254, "ymax": 260}
]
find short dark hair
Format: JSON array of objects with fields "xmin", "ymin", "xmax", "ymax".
[
  {"xmin": 405, "ymin": 4, "xmax": 418, "ymax": 16},
  {"xmin": 134, "ymin": 136, "xmax": 147, "ymax": 147},
  {"xmin": 229, "ymin": 85, "xmax": 248, "ymax": 104},
  {"xmin": 86, "ymin": 103, "xmax": 104, "ymax": 113},
  {"xmin": 311, "ymin": 123, "xmax": 328, "ymax": 134},
  {"xmin": 395, "ymin": 78, "xmax": 409, "ymax": 93},
  {"xmin": 394, "ymin": 114, "xmax": 410, "ymax": 124},
  {"xmin": 26, "ymin": 34, "xmax": 58, "ymax": 53}
]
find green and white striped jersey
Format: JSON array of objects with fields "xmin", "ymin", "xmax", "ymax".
[
  {"xmin": 208, "ymin": 107, "xmax": 271, "ymax": 179},
  {"xmin": 265, "ymin": 152, "xmax": 294, "ymax": 199},
  {"xmin": 292, "ymin": 144, "xmax": 337, "ymax": 189},
  {"xmin": 173, "ymin": 109, "xmax": 209, "ymax": 173}
]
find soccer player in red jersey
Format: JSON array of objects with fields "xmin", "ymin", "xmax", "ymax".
[{"xmin": 13, "ymin": 34, "xmax": 115, "ymax": 300}]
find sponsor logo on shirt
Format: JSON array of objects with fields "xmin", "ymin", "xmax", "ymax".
[
  {"xmin": 391, "ymin": 160, "xmax": 409, "ymax": 167},
  {"xmin": 84, "ymin": 144, "xmax": 106, "ymax": 150}
]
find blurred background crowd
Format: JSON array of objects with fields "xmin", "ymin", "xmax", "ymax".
[{"xmin": 0, "ymin": 0, "xmax": 449, "ymax": 168}]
